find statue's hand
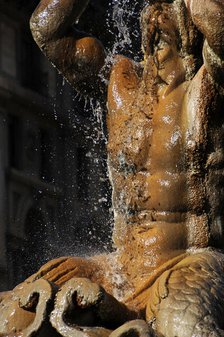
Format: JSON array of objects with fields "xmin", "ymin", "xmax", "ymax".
[{"xmin": 184, "ymin": 0, "xmax": 224, "ymax": 57}]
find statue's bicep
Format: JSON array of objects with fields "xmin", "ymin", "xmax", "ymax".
[{"xmin": 40, "ymin": 35, "xmax": 106, "ymax": 94}]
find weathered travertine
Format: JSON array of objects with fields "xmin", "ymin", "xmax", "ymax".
[{"xmin": 1, "ymin": 0, "xmax": 224, "ymax": 336}]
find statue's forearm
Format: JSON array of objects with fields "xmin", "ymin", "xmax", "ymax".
[
  {"xmin": 30, "ymin": 0, "xmax": 106, "ymax": 95},
  {"xmin": 184, "ymin": 0, "xmax": 224, "ymax": 58},
  {"xmin": 30, "ymin": 0, "xmax": 90, "ymax": 44}
]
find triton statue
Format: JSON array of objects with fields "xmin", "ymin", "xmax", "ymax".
[{"xmin": 1, "ymin": 0, "xmax": 224, "ymax": 336}]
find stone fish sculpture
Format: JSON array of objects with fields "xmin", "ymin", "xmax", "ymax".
[{"xmin": 1, "ymin": 0, "xmax": 224, "ymax": 336}]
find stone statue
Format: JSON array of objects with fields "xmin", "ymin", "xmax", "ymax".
[{"xmin": 1, "ymin": 0, "xmax": 224, "ymax": 336}]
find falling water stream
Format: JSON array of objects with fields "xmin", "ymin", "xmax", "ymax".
[
  {"xmin": 46, "ymin": 0, "xmax": 144, "ymax": 260},
  {"xmin": 5, "ymin": 0, "xmax": 144, "ymax": 289}
]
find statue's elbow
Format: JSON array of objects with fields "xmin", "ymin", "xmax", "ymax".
[
  {"xmin": 203, "ymin": 39, "xmax": 224, "ymax": 87},
  {"xmin": 30, "ymin": 9, "xmax": 55, "ymax": 51},
  {"xmin": 30, "ymin": 14, "xmax": 45, "ymax": 50}
]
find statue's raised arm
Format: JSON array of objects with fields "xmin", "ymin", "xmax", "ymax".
[
  {"xmin": 30, "ymin": 0, "xmax": 106, "ymax": 95},
  {"xmin": 184, "ymin": 0, "xmax": 224, "ymax": 84}
]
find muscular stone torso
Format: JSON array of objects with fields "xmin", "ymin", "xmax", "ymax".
[
  {"xmin": 107, "ymin": 53, "xmax": 189, "ymax": 279},
  {"xmin": 108, "ymin": 57, "xmax": 187, "ymax": 217},
  {"xmin": 106, "ymin": 2, "xmax": 224, "ymax": 281}
]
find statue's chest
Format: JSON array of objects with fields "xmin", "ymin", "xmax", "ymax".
[
  {"xmin": 107, "ymin": 55, "xmax": 188, "ymax": 172},
  {"xmin": 106, "ymin": 56, "xmax": 152, "ymax": 170},
  {"xmin": 107, "ymin": 85, "xmax": 185, "ymax": 173},
  {"xmin": 107, "ymin": 93, "xmax": 154, "ymax": 172}
]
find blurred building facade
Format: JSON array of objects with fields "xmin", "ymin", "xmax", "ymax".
[{"xmin": 0, "ymin": 0, "xmax": 111, "ymax": 291}]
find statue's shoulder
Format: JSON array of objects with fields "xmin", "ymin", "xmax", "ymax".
[
  {"xmin": 107, "ymin": 55, "xmax": 142, "ymax": 110},
  {"xmin": 109, "ymin": 55, "xmax": 142, "ymax": 89}
]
